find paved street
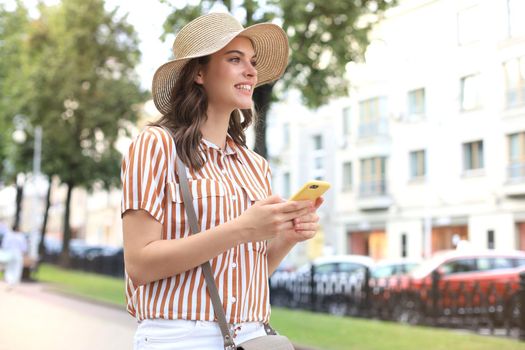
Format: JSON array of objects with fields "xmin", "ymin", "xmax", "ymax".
[
  {"xmin": 0, "ymin": 281, "xmax": 314, "ymax": 350},
  {"xmin": 0, "ymin": 282, "xmax": 136, "ymax": 350}
]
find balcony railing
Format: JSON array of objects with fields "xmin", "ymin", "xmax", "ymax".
[
  {"xmin": 358, "ymin": 119, "xmax": 389, "ymax": 138},
  {"xmin": 359, "ymin": 179, "xmax": 388, "ymax": 197},
  {"xmin": 506, "ymin": 87, "xmax": 525, "ymax": 108},
  {"xmin": 507, "ymin": 162, "xmax": 525, "ymax": 182}
]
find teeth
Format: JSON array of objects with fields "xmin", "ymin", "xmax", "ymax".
[{"xmin": 235, "ymin": 84, "xmax": 252, "ymax": 91}]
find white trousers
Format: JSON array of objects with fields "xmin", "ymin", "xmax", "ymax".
[
  {"xmin": 133, "ymin": 319, "xmax": 267, "ymax": 350},
  {"xmin": 4, "ymin": 251, "xmax": 23, "ymax": 286}
]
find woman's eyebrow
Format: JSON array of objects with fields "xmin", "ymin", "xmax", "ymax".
[{"xmin": 224, "ymin": 49, "xmax": 257, "ymax": 58}]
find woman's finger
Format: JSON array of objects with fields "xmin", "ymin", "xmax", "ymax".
[
  {"xmin": 295, "ymin": 230, "xmax": 316, "ymax": 240},
  {"xmin": 294, "ymin": 222, "xmax": 319, "ymax": 231},
  {"xmin": 295, "ymin": 213, "xmax": 319, "ymax": 224},
  {"xmin": 283, "ymin": 207, "xmax": 311, "ymax": 222},
  {"xmin": 278, "ymin": 221, "xmax": 295, "ymax": 232},
  {"xmin": 278, "ymin": 200, "xmax": 313, "ymax": 214}
]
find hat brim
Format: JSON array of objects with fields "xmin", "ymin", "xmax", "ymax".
[{"xmin": 152, "ymin": 23, "xmax": 289, "ymax": 115}]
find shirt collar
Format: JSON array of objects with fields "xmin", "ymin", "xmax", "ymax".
[{"xmin": 201, "ymin": 134, "xmax": 240, "ymax": 158}]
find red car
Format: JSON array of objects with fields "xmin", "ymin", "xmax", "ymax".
[{"xmin": 371, "ymin": 249, "xmax": 525, "ymax": 324}]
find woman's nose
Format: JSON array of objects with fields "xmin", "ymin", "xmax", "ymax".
[{"xmin": 244, "ymin": 62, "xmax": 257, "ymax": 78}]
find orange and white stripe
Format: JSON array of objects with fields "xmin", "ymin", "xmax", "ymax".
[{"xmin": 121, "ymin": 126, "xmax": 272, "ymax": 323}]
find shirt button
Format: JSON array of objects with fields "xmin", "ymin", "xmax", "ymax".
[
  {"xmin": 231, "ymin": 296, "xmax": 237, "ymax": 303},
  {"xmin": 231, "ymin": 262, "xmax": 237, "ymax": 268},
  {"xmin": 222, "ymin": 169, "xmax": 228, "ymax": 174},
  {"xmin": 232, "ymin": 195, "xmax": 237, "ymax": 201}
]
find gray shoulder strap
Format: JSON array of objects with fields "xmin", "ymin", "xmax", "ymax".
[{"xmin": 175, "ymin": 151, "xmax": 236, "ymax": 350}]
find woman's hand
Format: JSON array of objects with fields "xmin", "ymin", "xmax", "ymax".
[
  {"xmin": 234, "ymin": 195, "xmax": 313, "ymax": 244},
  {"xmin": 266, "ymin": 197, "xmax": 324, "ymax": 274},
  {"xmin": 283, "ymin": 197, "xmax": 324, "ymax": 244}
]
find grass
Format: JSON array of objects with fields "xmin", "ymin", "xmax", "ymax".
[
  {"xmin": 34, "ymin": 264, "xmax": 525, "ymax": 350},
  {"xmin": 35, "ymin": 263, "xmax": 126, "ymax": 306},
  {"xmin": 271, "ymin": 308, "xmax": 525, "ymax": 350}
]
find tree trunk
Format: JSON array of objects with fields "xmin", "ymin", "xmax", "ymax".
[
  {"xmin": 38, "ymin": 177, "xmax": 52, "ymax": 257},
  {"xmin": 252, "ymin": 83, "xmax": 274, "ymax": 159},
  {"xmin": 13, "ymin": 176, "xmax": 24, "ymax": 231},
  {"xmin": 59, "ymin": 182, "xmax": 74, "ymax": 267}
]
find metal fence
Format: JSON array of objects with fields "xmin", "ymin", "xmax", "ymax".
[
  {"xmin": 270, "ymin": 268, "xmax": 525, "ymax": 339},
  {"xmin": 41, "ymin": 250, "xmax": 125, "ymax": 277}
]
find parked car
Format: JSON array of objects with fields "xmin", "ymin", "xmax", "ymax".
[
  {"xmin": 376, "ymin": 249, "xmax": 525, "ymax": 325},
  {"xmin": 371, "ymin": 258, "xmax": 421, "ymax": 279},
  {"xmin": 270, "ymin": 255, "xmax": 374, "ymax": 315}
]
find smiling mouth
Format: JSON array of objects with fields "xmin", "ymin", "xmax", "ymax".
[{"xmin": 234, "ymin": 84, "xmax": 252, "ymax": 92}]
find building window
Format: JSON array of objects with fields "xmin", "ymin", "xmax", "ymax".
[
  {"xmin": 503, "ymin": 56, "xmax": 525, "ymax": 108},
  {"xmin": 312, "ymin": 134, "xmax": 323, "ymax": 150},
  {"xmin": 358, "ymin": 97, "xmax": 388, "ymax": 138},
  {"xmin": 314, "ymin": 157, "xmax": 323, "ymax": 170},
  {"xmin": 463, "ymin": 140, "xmax": 484, "ymax": 171},
  {"xmin": 407, "ymin": 88, "xmax": 425, "ymax": 117},
  {"xmin": 401, "ymin": 233, "xmax": 407, "ymax": 258},
  {"xmin": 342, "ymin": 162, "xmax": 352, "ymax": 191},
  {"xmin": 457, "ymin": 6, "xmax": 480, "ymax": 46},
  {"xmin": 507, "ymin": 0, "xmax": 525, "ymax": 38},
  {"xmin": 460, "ymin": 74, "xmax": 481, "ymax": 111},
  {"xmin": 283, "ymin": 172, "xmax": 291, "ymax": 199},
  {"xmin": 508, "ymin": 132, "xmax": 525, "ymax": 180},
  {"xmin": 283, "ymin": 123, "xmax": 290, "ymax": 148},
  {"xmin": 312, "ymin": 134, "xmax": 324, "ymax": 179},
  {"xmin": 342, "ymin": 107, "xmax": 351, "ymax": 136},
  {"xmin": 359, "ymin": 156, "xmax": 387, "ymax": 197},
  {"xmin": 409, "ymin": 150, "xmax": 426, "ymax": 179},
  {"xmin": 487, "ymin": 230, "xmax": 495, "ymax": 249}
]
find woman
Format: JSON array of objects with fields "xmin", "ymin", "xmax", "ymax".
[{"xmin": 121, "ymin": 12, "xmax": 323, "ymax": 349}]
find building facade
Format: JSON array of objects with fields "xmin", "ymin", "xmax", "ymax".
[
  {"xmin": 268, "ymin": 91, "xmax": 340, "ymax": 267},
  {"xmin": 338, "ymin": 0, "xmax": 525, "ymax": 259},
  {"xmin": 270, "ymin": 0, "xmax": 525, "ymax": 263}
]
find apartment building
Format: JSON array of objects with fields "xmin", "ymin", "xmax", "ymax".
[
  {"xmin": 270, "ymin": 0, "xmax": 525, "ymax": 263},
  {"xmin": 337, "ymin": 0, "xmax": 525, "ymax": 259},
  {"xmin": 268, "ymin": 90, "xmax": 340, "ymax": 266}
]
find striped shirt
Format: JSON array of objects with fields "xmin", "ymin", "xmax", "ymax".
[{"xmin": 121, "ymin": 126, "xmax": 272, "ymax": 323}]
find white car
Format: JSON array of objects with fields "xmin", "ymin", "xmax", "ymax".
[
  {"xmin": 371, "ymin": 258, "xmax": 421, "ymax": 279},
  {"xmin": 270, "ymin": 255, "xmax": 374, "ymax": 315}
]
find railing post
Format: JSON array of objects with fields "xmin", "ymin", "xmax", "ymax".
[
  {"xmin": 310, "ymin": 264, "xmax": 317, "ymax": 311},
  {"xmin": 519, "ymin": 271, "xmax": 525, "ymax": 341},
  {"xmin": 431, "ymin": 270, "xmax": 441, "ymax": 326},
  {"xmin": 363, "ymin": 267, "xmax": 371, "ymax": 317}
]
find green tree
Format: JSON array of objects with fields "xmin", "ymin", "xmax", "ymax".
[
  {"xmin": 161, "ymin": 0, "xmax": 396, "ymax": 158},
  {"xmin": 10, "ymin": 0, "xmax": 145, "ymax": 266},
  {"xmin": 0, "ymin": 2, "xmax": 31, "ymax": 230}
]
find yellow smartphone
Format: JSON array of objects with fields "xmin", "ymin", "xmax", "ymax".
[{"xmin": 289, "ymin": 180, "xmax": 331, "ymax": 201}]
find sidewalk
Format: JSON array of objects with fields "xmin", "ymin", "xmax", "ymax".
[
  {"xmin": 0, "ymin": 281, "xmax": 136, "ymax": 350},
  {"xmin": 0, "ymin": 281, "xmax": 316, "ymax": 350}
]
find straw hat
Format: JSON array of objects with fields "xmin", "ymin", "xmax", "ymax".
[{"xmin": 152, "ymin": 12, "xmax": 289, "ymax": 115}]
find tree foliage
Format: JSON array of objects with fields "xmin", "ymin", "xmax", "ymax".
[
  {"xmin": 0, "ymin": 2, "xmax": 30, "ymax": 181},
  {"xmin": 17, "ymin": 0, "xmax": 145, "ymax": 189},
  {"xmin": 3, "ymin": 0, "xmax": 146, "ymax": 264},
  {"xmin": 160, "ymin": 0, "xmax": 396, "ymax": 157}
]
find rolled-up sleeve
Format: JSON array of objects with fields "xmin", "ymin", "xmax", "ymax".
[{"xmin": 121, "ymin": 127, "xmax": 169, "ymax": 224}]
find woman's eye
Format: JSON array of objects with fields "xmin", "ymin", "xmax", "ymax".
[
  {"xmin": 229, "ymin": 57, "xmax": 240, "ymax": 63},
  {"xmin": 251, "ymin": 61, "xmax": 257, "ymax": 67}
]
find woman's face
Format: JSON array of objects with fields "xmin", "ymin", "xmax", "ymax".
[{"xmin": 195, "ymin": 36, "xmax": 258, "ymax": 112}]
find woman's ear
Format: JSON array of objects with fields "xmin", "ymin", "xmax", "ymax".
[{"xmin": 194, "ymin": 69, "xmax": 204, "ymax": 85}]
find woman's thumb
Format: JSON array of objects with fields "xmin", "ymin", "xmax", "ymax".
[{"xmin": 260, "ymin": 194, "xmax": 284, "ymax": 205}]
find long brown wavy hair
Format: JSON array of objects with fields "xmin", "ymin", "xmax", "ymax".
[{"xmin": 151, "ymin": 56, "xmax": 256, "ymax": 171}]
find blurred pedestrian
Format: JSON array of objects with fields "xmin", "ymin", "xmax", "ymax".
[
  {"xmin": 121, "ymin": 12, "xmax": 323, "ymax": 349},
  {"xmin": 1, "ymin": 228, "xmax": 28, "ymax": 289}
]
